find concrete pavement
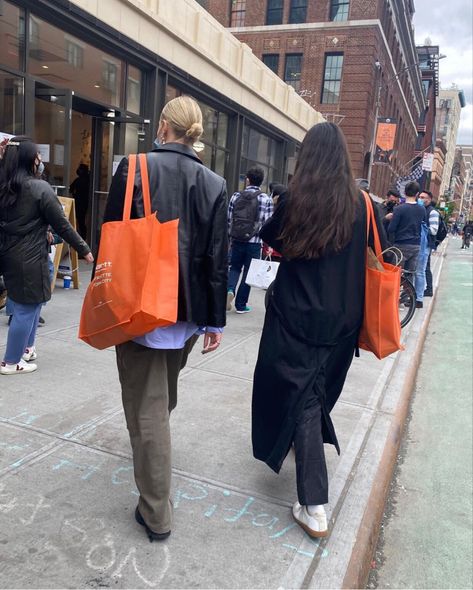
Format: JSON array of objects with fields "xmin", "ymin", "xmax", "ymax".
[
  {"xmin": 0, "ymin": 243, "xmax": 448, "ymax": 589},
  {"xmin": 369, "ymin": 238, "xmax": 473, "ymax": 589}
]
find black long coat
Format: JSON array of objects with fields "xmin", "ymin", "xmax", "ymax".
[
  {"xmin": 0, "ymin": 179, "xmax": 90, "ymax": 304},
  {"xmin": 252, "ymin": 192, "xmax": 386, "ymax": 473},
  {"xmin": 103, "ymin": 144, "xmax": 228, "ymax": 328}
]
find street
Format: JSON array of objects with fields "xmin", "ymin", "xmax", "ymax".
[{"xmin": 369, "ymin": 238, "xmax": 473, "ymax": 589}]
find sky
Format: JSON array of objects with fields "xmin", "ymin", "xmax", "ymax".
[{"xmin": 413, "ymin": 0, "xmax": 473, "ymax": 145}]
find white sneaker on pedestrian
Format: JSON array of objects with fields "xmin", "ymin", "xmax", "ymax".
[
  {"xmin": 292, "ymin": 501, "xmax": 328, "ymax": 538},
  {"xmin": 0, "ymin": 359, "xmax": 38, "ymax": 375},
  {"xmin": 226, "ymin": 291, "xmax": 235, "ymax": 311},
  {"xmin": 22, "ymin": 347, "xmax": 37, "ymax": 362}
]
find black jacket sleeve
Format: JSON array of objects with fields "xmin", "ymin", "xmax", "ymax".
[
  {"xmin": 103, "ymin": 157, "xmax": 131, "ymax": 223},
  {"xmin": 39, "ymin": 186, "xmax": 91, "ymax": 257},
  {"xmin": 206, "ymin": 180, "xmax": 229, "ymax": 328},
  {"xmin": 260, "ymin": 192, "xmax": 286, "ymax": 252}
]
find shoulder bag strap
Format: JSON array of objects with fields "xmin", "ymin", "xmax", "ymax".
[
  {"xmin": 138, "ymin": 153, "xmax": 152, "ymax": 217},
  {"xmin": 123, "ymin": 154, "xmax": 136, "ymax": 222},
  {"xmin": 362, "ymin": 191, "xmax": 383, "ymax": 258}
]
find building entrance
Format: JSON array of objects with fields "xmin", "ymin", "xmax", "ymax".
[{"xmin": 33, "ymin": 81, "xmax": 148, "ymax": 250}]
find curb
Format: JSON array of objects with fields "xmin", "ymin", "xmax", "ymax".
[{"xmin": 341, "ymin": 245, "xmax": 448, "ymax": 589}]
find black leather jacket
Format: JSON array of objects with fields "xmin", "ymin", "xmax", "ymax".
[{"xmin": 103, "ymin": 143, "xmax": 228, "ymax": 328}]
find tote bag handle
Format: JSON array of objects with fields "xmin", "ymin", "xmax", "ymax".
[
  {"xmin": 362, "ymin": 191, "xmax": 383, "ymax": 258},
  {"xmin": 122, "ymin": 154, "xmax": 152, "ymax": 221}
]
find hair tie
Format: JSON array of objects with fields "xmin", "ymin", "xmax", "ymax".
[{"xmin": 6, "ymin": 141, "xmax": 20, "ymax": 146}]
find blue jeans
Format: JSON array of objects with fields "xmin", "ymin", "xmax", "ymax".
[
  {"xmin": 415, "ymin": 244, "xmax": 430, "ymax": 302},
  {"xmin": 228, "ymin": 241, "xmax": 261, "ymax": 311},
  {"xmin": 4, "ymin": 300, "xmax": 42, "ymax": 364}
]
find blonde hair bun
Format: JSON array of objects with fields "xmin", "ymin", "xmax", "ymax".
[
  {"xmin": 161, "ymin": 96, "xmax": 203, "ymax": 144},
  {"xmin": 185, "ymin": 122, "xmax": 204, "ymax": 141}
]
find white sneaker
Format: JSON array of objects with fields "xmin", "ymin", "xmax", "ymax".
[
  {"xmin": 0, "ymin": 359, "xmax": 38, "ymax": 375},
  {"xmin": 22, "ymin": 347, "xmax": 37, "ymax": 362},
  {"xmin": 226, "ymin": 291, "xmax": 235, "ymax": 311},
  {"xmin": 292, "ymin": 501, "xmax": 328, "ymax": 538}
]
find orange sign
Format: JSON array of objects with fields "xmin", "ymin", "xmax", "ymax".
[{"xmin": 374, "ymin": 119, "xmax": 397, "ymax": 164}]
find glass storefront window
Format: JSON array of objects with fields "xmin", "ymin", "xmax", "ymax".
[
  {"xmin": 28, "ymin": 16, "xmax": 124, "ymax": 107},
  {"xmin": 126, "ymin": 65, "xmax": 142, "ymax": 114},
  {"xmin": 241, "ymin": 125, "xmax": 282, "ymax": 191},
  {"xmin": 124, "ymin": 123, "xmax": 145, "ymax": 155},
  {"xmin": 0, "ymin": 1, "xmax": 25, "ymax": 71},
  {"xmin": 0, "ymin": 72, "xmax": 24, "ymax": 134},
  {"xmin": 34, "ymin": 96, "xmax": 66, "ymax": 189},
  {"xmin": 217, "ymin": 113, "xmax": 228, "ymax": 147}
]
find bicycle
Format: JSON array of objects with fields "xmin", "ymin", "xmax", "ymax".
[{"xmin": 398, "ymin": 270, "xmax": 416, "ymax": 328}]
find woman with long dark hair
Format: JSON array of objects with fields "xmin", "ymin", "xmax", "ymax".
[
  {"xmin": 0, "ymin": 136, "xmax": 93, "ymax": 375},
  {"xmin": 252, "ymin": 122, "xmax": 385, "ymax": 538}
]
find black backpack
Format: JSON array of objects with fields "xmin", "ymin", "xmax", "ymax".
[
  {"xmin": 435, "ymin": 216, "xmax": 448, "ymax": 245},
  {"xmin": 230, "ymin": 189, "xmax": 261, "ymax": 242}
]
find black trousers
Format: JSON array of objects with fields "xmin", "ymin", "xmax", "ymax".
[
  {"xmin": 294, "ymin": 388, "xmax": 328, "ymax": 505},
  {"xmin": 425, "ymin": 253, "xmax": 433, "ymax": 292}
]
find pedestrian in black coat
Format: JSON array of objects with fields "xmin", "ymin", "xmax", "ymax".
[
  {"xmin": 0, "ymin": 136, "xmax": 93, "ymax": 375},
  {"xmin": 252, "ymin": 122, "xmax": 386, "ymax": 538}
]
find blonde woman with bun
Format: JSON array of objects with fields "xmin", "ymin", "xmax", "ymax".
[{"xmin": 103, "ymin": 96, "xmax": 228, "ymax": 542}]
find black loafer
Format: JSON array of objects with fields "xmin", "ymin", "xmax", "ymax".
[{"xmin": 135, "ymin": 507, "xmax": 171, "ymax": 542}]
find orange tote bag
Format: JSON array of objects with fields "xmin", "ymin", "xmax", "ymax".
[
  {"xmin": 358, "ymin": 191, "xmax": 403, "ymax": 360},
  {"xmin": 79, "ymin": 154, "xmax": 179, "ymax": 350}
]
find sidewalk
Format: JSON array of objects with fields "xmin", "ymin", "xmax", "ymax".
[{"xmin": 0, "ymin": 244, "xmax": 447, "ymax": 589}]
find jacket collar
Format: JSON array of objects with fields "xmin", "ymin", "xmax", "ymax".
[{"xmin": 151, "ymin": 142, "xmax": 202, "ymax": 164}]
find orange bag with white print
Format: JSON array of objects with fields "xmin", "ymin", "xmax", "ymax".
[{"xmin": 79, "ymin": 154, "xmax": 179, "ymax": 350}]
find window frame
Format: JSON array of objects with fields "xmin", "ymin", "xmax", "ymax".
[
  {"xmin": 330, "ymin": 0, "xmax": 350, "ymax": 22},
  {"xmin": 230, "ymin": 0, "xmax": 246, "ymax": 27},
  {"xmin": 320, "ymin": 52, "xmax": 344, "ymax": 104},
  {"xmin": 266, "ymin": 0, "xmax": 284, "ymax": 26},
  {"xmin": 289, "ymin": 0, "xmax": 308, "ymax": 24},
  {"xmin": 284, "ymin": 53, "xmax": 303, "ymax": 93},
  {"xmin": 262, "ymin": 53, "xmax": 280, "ymax": 75}
]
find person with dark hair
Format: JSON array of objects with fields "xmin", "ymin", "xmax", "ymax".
[
  {"xmin": 252, "ymin": 122, "xmax": 386, "ymax": 538},
  {"xmin": 416, "ymin": 190, "xmax": 440, "ymax": 301},
  {"xmin": 0, "ymin": 136, "xmax": 93, "ymax": 375},
  {"xmin": 379, "ymin": 188, "xmax": 400, "ymax": 231},
  {"xmin": 387, "ymin": 180, "xmax": 426, "ymax": 273},
  {"xmin": 227, "ymin": 166, "xmax": 273, "ymax": 313},
  {"xmin": 70, "ymin": 163, "xmax": 90, "ymax": 239},
  {"xmin": 269, "ymin": 183, "xmax": 286, "ymax": 206},
  {"xmin": 462, "ymin": 220, "xmax": 473, "ymax": 249}
]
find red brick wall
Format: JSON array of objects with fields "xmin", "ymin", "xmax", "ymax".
[
  {"xmin": 206, "ymin": 1, "xmax": 379, "ymax": 27},
  {"xmin": 204, "ymin": 0, "xmax": 420, "ymax": 197}
]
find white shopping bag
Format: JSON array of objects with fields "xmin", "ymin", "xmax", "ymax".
[{"xmin": 245, "ymin": 257, "xmax": 280, "ymax": 290}]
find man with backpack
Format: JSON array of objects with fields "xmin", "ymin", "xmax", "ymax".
[{"xmin": 227, "ymin": 167, "xmax": 273, "ymax": 313}]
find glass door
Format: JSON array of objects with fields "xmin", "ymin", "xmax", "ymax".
[
  {"xmin": 90, "ymin": 118, "xmax": 115, "ymax": 250},
  {"xmin": 34, "ymin": 84, "xmax": 73, "ymax": 195},
  {"xmin": 89, "ymin": 115, "xmax": 148, "ymax": 251}
]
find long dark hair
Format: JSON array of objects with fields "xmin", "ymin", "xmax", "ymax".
[
  {"xmin": 0, "ymin": 136, "xmax": 39, "ymax": 208},
  {"xmin": 280, "ymin": 122, "xmax": 359, "ymax": 259}
]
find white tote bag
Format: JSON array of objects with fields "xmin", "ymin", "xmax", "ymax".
[{"xmin": 245, "ymin": 257, "xmax": 280, "ymax": 290}]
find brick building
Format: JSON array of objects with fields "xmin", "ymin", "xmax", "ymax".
[{"xmin": 203, "ymin": 0, "xmax": 425, "ymax": 197}]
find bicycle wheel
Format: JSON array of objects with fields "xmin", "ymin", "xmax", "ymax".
[{"xmin": 399, "ymin": 275, "xmax": 416, "ymax": 328}]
